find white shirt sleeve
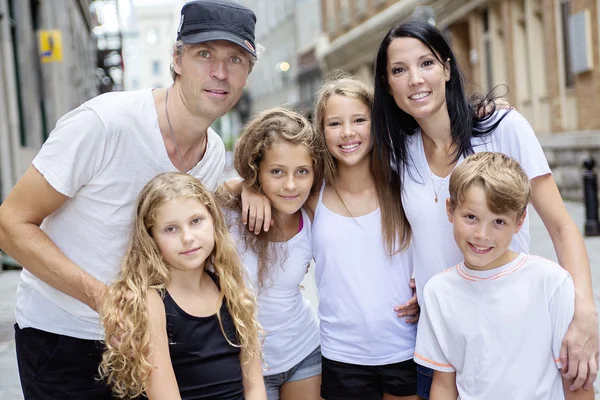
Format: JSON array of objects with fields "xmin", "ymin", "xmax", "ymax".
[
  {"xmin": 414, "ymin": 282, "xmax": 455, "ymax": 372},
  {"xmin": 549, "ymin": 274, "xmax": 575, "ymax": 369},
  {"xmin": 480, "ymin": 110, "xmax": 552, "ymax": 180},
  {"xmin": 32, "ymin": 107, "xmax": 110, "ymax": 197}
]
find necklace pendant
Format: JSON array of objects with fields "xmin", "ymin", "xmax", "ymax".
[{"xmin": 435, "ymin": 196, "xmax": 438, "ymax": 203}]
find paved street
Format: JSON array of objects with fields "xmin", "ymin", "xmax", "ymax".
[{"xmin": 0, "ymin": 199, "xmax": 599, "ymax": 398}]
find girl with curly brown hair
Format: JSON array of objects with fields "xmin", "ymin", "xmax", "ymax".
[{"xmin": 219, "ymin": 107, "xmax": 329, "ymax": 400}]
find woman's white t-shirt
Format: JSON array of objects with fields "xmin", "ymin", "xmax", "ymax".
[{"xmin": 402, "ymin": 110, "xmax": 552, "ymax": 304}]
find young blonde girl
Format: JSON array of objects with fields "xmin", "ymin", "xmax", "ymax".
[
  {"xmin": 100, "ymin": 172, "xmax": 265, "ymax": 400},
  {"xmin": 220, "ymin": 107, "xmax": 329, "ymax": 400}
]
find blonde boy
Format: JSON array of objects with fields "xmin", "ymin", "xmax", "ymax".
[{"xmin": 414, "ymin": 152, "xmax": 592, "ymax": 400}]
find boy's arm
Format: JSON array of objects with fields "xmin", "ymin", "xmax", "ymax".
[
  {"xmin": 241, "ymin": 348, "xmax": 267, "ymax": 400},
  {"xmin": 430, "ymin": 370, "xmax": 458, "ymax": 400},
  {"xmin": 145, "ymin": 290, "xmax": 181, "ymax": 400}
]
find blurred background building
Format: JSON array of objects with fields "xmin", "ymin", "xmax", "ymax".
[
  {"xmin": 1, "ymin": 0, "xmax": 600, "ymax": 201},
  {"xmin": 0, "ymin": 0, "xmax": 123, "ymax": 202},
  {"xmin": 316, "ymin": 0, "xmax": 600, "ymax": 199},
  {"xmin": 244, "ymin": 0, "xmax": 600, "ymax": 200}
]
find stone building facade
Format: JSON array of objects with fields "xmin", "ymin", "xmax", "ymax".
[{"xmin": 0, "ymin": 0, "xmax": 98, "ymax": 201}]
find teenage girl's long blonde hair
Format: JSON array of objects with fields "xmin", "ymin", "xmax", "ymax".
[
  {"xmin": 314, "ymin": 72, "xmax": 411, "ymax": 254},
  {"xmin": 99, "ymin": 172, "xmax": 262, "ymax": 399},
  {"xmin": 218, "ymin": 107, "xmax": 330, "ymax": 290}
]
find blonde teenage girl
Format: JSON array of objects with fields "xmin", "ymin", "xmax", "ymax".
[
  {"xmin": 100, "ymin": 172, "xmax": 266, "ymax": 400},
  {"xmin": 218, "ymin": 107, "xmax": 328, "ymax": 400},
  {"xmin": 303, "ymin": 75, "xmax": 418, "ymax": 400}
]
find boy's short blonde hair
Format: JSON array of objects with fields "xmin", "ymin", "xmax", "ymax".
[{"xmin": 448, "ymin": 152, "xmax": 530, "ymax": 218}]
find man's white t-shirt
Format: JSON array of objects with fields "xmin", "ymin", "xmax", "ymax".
[
  {"xmin": 16, "ymin": 89, "xmax": 226, "ymax": 340},
  {"xmin": 402, "ymin": 110, "xmax": 552, "ymax": 304},
  {"xmin": 414, "ymin": 253, "xmax": 574, "ymax": 400},
  {"xmin": 228, "ymin": 208, "xmax": 320, "ymax": 375}
]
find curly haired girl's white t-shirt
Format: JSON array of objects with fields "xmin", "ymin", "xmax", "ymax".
[
  {"xmin": 228, "ymin": 208, "xmax": 320, "ymax": 375},
  {"xmin": 402, "ymin": 110, "xmax": 552, "ymax": 304},
  {"xmin": 15, "ymin": 89, "xmax": 225, "ymax": 340}
]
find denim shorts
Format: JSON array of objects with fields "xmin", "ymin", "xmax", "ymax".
[
  {"xmin": 416, "ymin": 364, "xmax": 434, "ymax": 399},
  {"xmin": 264, "ymin": 346, "xmax": 322, "ymax": 400}
]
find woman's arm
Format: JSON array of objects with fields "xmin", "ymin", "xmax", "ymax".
[
  {"xmin": 564, "ymin": 376, "xmax": 595, "ymax": 400},
  {"xmin": 241, "ymin": 351, "xmax": 267, "ymax": 400},
  {"xmin": 430, "ymin": 370, "xmax": 458, "ymax": 400},
  {"xmin": 145, "ymin": 290, "xmax": 182, "ymax": 400},
  {"xmin": 530, "ymin": 173, "xmax": 599, "ymax": 390}
]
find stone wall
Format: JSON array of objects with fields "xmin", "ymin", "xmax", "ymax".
[{"xmin": 538, "ymin": 131, "xmax": 600, "ymax": 201}]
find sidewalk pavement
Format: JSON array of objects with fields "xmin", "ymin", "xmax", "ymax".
[{"xmin": 0, "ymin": 200, "xmax": 599, "ymax": 398}]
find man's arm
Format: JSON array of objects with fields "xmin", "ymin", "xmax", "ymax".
[
  {"xmin": 430, "ymin": 370, "xmax": 458, "ymax": 400},
  {"xmin": 0, "ymin": 166, "xmax": 106, "ymax": 311}
]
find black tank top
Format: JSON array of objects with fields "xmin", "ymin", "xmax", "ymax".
[{"xmin": 163, "ymin": 271, "xmax": 244, "ymax": 400}]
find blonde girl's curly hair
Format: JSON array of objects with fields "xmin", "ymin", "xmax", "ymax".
[
  {"xmin": 218, "ymin": 107, "xmax": 331, "ymax": 290},
  {"xmin": 99, "ymin": 172, "xmax": 262, "ymax": 399}
]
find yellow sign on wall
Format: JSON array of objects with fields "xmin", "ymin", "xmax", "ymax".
[{"xmin": 39, "ymin": 30, "xmax": 63, "ymax": 63}]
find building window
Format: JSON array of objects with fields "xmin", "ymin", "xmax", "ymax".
[
  {"xmin": 326, "ymin": 0, "xmax": 336, "ymax": 34},
  {"xmin": 560, "ymin": 0, "xmax": 574, "ymax": 87},
  {"xmin": 482, "ymin": 9, "xmax": 493, "ymax": 91},
  {"xmin": 152, "ymin": 60, "xmax": 161, "ymax": 76},
  {"xmin": 146, "ymin": 27, "xmax": 159, "ymax": 45},
  {"xmin": 355, "ymin": 0, "xmax": 367, "ymax": 17},
  {"xmin": 340, "ymin": 0, "xmax": 350, "ymax": 28}
]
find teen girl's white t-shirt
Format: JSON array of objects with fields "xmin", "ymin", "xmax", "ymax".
[
  {"xmin": 312, "ymin": 184, "xmax": 417, "ymax": 366},
  {"xmin": 402, "ymin": 110, "xmax": 552, "ymax": 304},
  {"xmin": 414, "ymin": 253, "xmax": 574, "ymax": 400},
  {"xmin": 227, "ymin": 209, "xmax": 320, "ymax": 375},
  {"xmin": 16, "ymin": 89, "xmax": 226, "ymax": 340}
]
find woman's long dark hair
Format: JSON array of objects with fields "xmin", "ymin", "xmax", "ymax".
[{"xmin": 372, "ymin": 20, "xmax": 509, "ymax": 182}]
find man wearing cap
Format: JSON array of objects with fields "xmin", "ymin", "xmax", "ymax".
[{"xmin": 0, "ymin": 1, "xmax": 259, "ymax": 398}]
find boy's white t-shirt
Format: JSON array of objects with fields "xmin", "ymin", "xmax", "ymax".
[
  {"xmin": 414, "ymin": 253, "xmax": 574, "ymax": 400},
  {"xmin": 16, "ymin": 89, "xmax": 226, "ymax": 340},
  {"xmin": 227, "ymin": 209, "xmax": 320, "ymax": 375},
  {"xmin": 402, "ymin": 110, "xmax": 552, "ymax": 304}
]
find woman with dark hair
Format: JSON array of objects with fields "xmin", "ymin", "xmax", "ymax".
[{"xmin": 371, "ymin": 19, "xmax": 598, "ymax": 399}]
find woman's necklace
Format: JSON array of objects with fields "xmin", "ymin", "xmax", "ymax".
[
  {"xmin": 425, "ymin": 144, "xmax": 457, "ymax": 203},
  {"xmin": 165, "ymin": 87, "xmax": 206, "ymax": 173},
  {"xmin": 431, "ymin": 162, "xmax": 453, "ymax": 203}
]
